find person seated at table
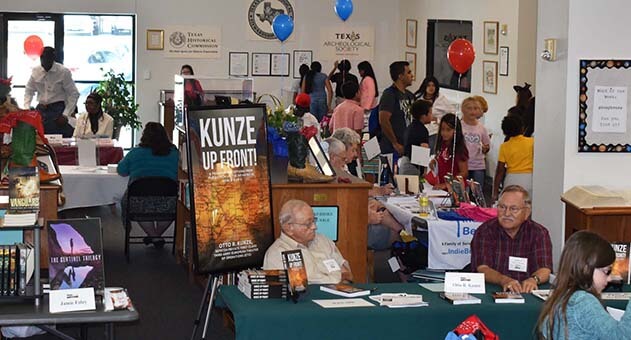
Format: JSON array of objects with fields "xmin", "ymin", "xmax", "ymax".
[
  {"xmin": 263, "ymin": 200, "xmax": 353, "ymax": 284},
  {"xmin": 117, "ymin": 122, "xmax": 179, "ymax": 247},
  {"xmin": 180, "ymin": 64, "xmax": 204, "ymax": 106},
  {"xmin": 330, "ymin": 128, "xmax": 394, "ymax": 196},
  {"xmin": 470, "ymin": 185, "xmax": 552, "ymax": 293},
  {"xmin": 73, "ymin": 92, "xmax": 114, "ymax": 138},
  {"xmin": 326, "ymin": 137, "xmax": 402, "ymax": 250},
  {"xmin": 536, "ymin": 231, "xmax": 631, "ymax": 339}
]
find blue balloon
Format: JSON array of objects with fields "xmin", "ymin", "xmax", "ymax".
[
  {"xmin": 272, "ymin": 14, "xmax": 294, "ymax": 42},
  {"xmin": 335, "ymin": 0, "xmax": 353, "ymax": 21}
]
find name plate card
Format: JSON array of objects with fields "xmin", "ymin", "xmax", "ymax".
[
  {"xmin": 45, "ymin": 134, "xmax": 63, "ymax": 145},
  {"xmin": 49, "ymin": 287, "xmax": 97, "ymax": 313},
  {"xmin": 444, "ymin": 272, "xmax": 485, "ymax": 294}
]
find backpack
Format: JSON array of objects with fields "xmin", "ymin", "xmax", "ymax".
[{"xmin": 368, "ymin": 106, "xmax": 381, "ymax": 139}]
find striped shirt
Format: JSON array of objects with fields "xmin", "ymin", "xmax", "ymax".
[{"xmin": 470, "ymin": 218, "xmax": 552, "ymax": 282}]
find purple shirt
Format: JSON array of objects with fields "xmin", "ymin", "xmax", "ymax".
[
  {"xmin": 470, "ymin": 218, "xmax": 553, "ymax": 282},
  {"xmin": 461, "ymin": 121, "xmax": 490, "ymax": 170}
]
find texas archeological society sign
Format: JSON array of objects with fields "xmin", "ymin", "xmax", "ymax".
[
  {"xmin": 165, "ymin": 25, "xmax": 221, "ymax": 58},
  {"xmin": 320, "ymin": 26, "xmax": 374, "ymax": 61}
]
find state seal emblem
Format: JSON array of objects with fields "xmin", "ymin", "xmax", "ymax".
[
  {"xmin": 248, "ymin": 0, "xmax": 294, "ymax": 40},
  {"xmin": 169, "ymin": 31, "xmax": 187, "ymax": 49}
]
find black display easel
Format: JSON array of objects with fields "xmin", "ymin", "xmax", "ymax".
[{"xmin": 190, "ymin": 274, "xmax": 220, "ymax": 340}]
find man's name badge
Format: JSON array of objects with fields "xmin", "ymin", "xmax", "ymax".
[
  {"xmin": 323, "ymin": 259, "xmax": 340, "ymax": 273},
  {"xmin": 508, "ymin": 256, "xmax": 528, "ymax": 272}
]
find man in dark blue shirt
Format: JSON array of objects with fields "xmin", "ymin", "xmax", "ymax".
[{"xmin": 378, "ymin": 61, "xmax": 415, "ymax": 158}]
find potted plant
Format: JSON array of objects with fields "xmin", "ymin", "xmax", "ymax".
[{"xmin": 96, "ymin": 68, "xmax": 141, "ymax": 138}]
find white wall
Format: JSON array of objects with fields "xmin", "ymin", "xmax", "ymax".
[
  {"xmin": 563, "ymin": 0, "xmax": 631, "ymax": 189},
  {"xmin": 404, "ymin": 0, "xmax": 537, "ymax": 177},
  {"xmin": 1, "ymin": 0, "xmax": 402, "ymax": 129},
  {"xmin": 532, "ymin": 0, "xmax": 569, "ymax": 268}
]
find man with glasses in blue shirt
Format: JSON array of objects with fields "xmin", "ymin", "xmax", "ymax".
[
  {"xmin": 263, "ymin": 199, "xmax": 353, "ymax": 284},
  {"xmin": 471, "ymin": 185, "xmax": 552, "ymax": 293}
]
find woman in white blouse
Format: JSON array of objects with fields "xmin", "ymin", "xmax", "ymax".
[{"xmin": 73, "ymin": 92, "xmax": 114, "ymax": 138}]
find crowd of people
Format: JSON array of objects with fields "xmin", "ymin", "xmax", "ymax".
[
  {"xmin": 13, "ymin": 48, "xmax": 627, "ymax": 339},
  {"xmin": 266, "ymin": 58, "xmax": 631, "ymax": 339}
]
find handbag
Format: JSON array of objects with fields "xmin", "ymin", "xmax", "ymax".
[
  {"xmin": 390, "ymin": 240, "xmax": 427, "ymax": 274},
  {"xmin": 451, "ymin": 314, "xmax": 499, "ymax": 340}
]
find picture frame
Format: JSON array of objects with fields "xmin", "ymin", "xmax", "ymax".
[
  {"xmin": 308, "ymin": 137, "xmax": 336, "ymax": 177},
  {"xmin": 406, "ymin": 19, "xmax": 418, "ymax": 48},
  {"xmin": 482, "ymin": 60, "xmax": 498, "ymax": 94},
  {"xmin": 578, "ymin": 59, "xmax": 631, "ymax": 152},
  {"xmin": 293, "ymin": 50, "xmax": 313, "ymax": 79},
  {"xmin": 426, "ymin": 19, "xmax": 473, "ymax": 92},
  {"xmin": 499, "ymin": 46, "xmax": 509, "ymax": 76},
  {"xmin": 251, "ymin": 52, "xmax": 271, "ymax": 76},
  {"xmin": 483, "ymin": 21, "xmax": 499, "ymax": 54},
  {"xmin": 271, "ymin": 53, "xmax": 290, "ymax": 77},
  {"xmin": 405, "ymin": 52, "xmax": 417, "ymax": 81},
  {"xmin": 229, "ymin": 52, "xmax": 249, "ymax": 77},
  {"xmin": 146, "ymin": 29, "xmax": 164, "ymax": 50}
]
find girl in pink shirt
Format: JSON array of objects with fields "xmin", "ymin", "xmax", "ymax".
[
  {"xmin": 357, "ymin": 61, "xmax": 379, "ymax": 111},
  {"xmin": 461, "ymin": 97, "xmax": 490, "ymax": 188}
]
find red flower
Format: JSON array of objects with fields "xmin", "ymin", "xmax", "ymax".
[
  {"xmin": 299, "ymin": 125, "xmax": 317, "ymax": 140},
  {"xmin": 0, "ymin": 77, "xmax": 12, "ymax": 86}
]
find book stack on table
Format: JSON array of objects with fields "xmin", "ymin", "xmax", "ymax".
[{"xmin": 237, "ymin": 269, "xmax": 288, "ymax": 299}]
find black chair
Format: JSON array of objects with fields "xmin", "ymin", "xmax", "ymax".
[{"xmin": 123, "ymin": 177, "xmax": 178, "ymax": 262}]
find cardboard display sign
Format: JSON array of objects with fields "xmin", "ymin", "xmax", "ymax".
[{"xmin": 185, "ymin": 104, "xmax": 274, "ymax": 274}]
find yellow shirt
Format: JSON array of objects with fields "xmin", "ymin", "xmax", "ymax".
[{"xmin": 498, "ymin": 135, "xmax": 534, "ymax": 174}]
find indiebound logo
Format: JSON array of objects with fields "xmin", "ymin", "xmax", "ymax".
[{"xmin": 456, "ymin": 221, "xmax": 477, "ymax": 237}]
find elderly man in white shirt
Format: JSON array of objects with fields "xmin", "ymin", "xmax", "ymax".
[
  {"xmin": 263, "ymin": 199, "xmax": 353, "ymax": 284},
  {"xmin": 24, "ymin": 46, "xmax": 79, "ymax": 137}
]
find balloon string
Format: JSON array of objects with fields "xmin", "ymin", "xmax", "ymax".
[
  {"xmin": 452, "ymin": 114, "xmax": 457, "ymax": 176},
  {"xmin": 458, "ymin": 73, "xmax": 462, "ymax": 90}
]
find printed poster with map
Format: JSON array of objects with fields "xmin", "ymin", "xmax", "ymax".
[{"xmin": 185, "ymin": 104, "xmax": 274, "ymax": 274}]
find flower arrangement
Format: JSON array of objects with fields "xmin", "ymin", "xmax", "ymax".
[{"xmin": 257, "ymin": 94, "xmax": 297, "ymax": 157}]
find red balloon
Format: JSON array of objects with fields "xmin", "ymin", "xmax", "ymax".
[
  {"xmin": 24, "ymin": 35, "xmax": 44, "ymax": 58},
  {"xmin": 447, "ymin": 39, "xmax": 475, "ymax": 74}
]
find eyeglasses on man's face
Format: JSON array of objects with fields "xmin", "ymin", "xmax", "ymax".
[{"xmin": 497, "ymin": 204, "xmax": 527, "ymax": 214}]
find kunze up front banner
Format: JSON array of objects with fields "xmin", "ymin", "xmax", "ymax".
[{"xmin": 185, "ymin": 104, "xmax": 274, "ymax": 274}]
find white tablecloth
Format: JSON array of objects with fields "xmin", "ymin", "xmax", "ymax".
[
  {"xmin": 383, "ymin": 195, "xmax": 480, "ymax": 270},
  {"xmin": 58, "ymin": 166, "xmax": 129, "ymax": 211}
]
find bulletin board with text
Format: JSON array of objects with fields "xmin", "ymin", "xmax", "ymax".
[{"xmin": 579, "ymin": 59, "xmax": 631, "ymax": 152}]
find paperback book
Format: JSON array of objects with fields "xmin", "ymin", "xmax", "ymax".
[
  {"xmin": 440, "ymin": 292, "xmax": 481, "ymax": 305},
  {"xmin": 6, "ymin": 167, "xmax": 39, "ymax": 226},
  {"xmin": 532, "ymin": 289, "xmax": 551, "ymax": 301},
  {"xmin": 47, "ymin": 218, "xmax": 105, "ymax": 294},
  {"xmin": 611, "ymin": 242, "xmax": 631, "ymax": 284},
  {"xmin": 492, "ymin": 291, "xmax": 525, "ymax": 304},
  {"xmin": 320, "ymin": 284, "xmax": 371, "ymax": 298},
  {"xmin": 8, "ymin": 167, "xmax": 39, "ymax": 212},
  {"xmin": 281, "ymin": 249, "xmax": 308, "ymax": 302}
]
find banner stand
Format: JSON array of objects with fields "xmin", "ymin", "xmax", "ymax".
[{"xmin": 190, "ymin": 274, "xmax": 220, "ymax": 340}]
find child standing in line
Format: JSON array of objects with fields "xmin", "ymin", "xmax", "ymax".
[
  {"xmin": 492, "ymin": 115, "xmax": 533, "ymax": 202},
  {"xmin": 460, "ymin": 97, "xmax": 491, "ymax": 189},
  {"xmin": 429, "ymin": 113, "xmax": 469, "ymax": 190}
]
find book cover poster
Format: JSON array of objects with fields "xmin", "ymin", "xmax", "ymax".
[
  {"xmin": 47, "ymin": 218, "xmax": 104, "ymax": 292},
  {"xmin": 9, "ymin": 167, "xmax": 39, "ymax": 212},
  {"xmin": 186, "ymin": 105, "xmax": 274, "ymax": 274},
  {"xmin": 611, "ymin": 242, "xmax": 630, "ymax": 284}
]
